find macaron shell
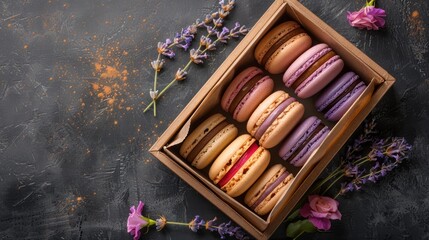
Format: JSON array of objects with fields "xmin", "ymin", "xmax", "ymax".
[
  {"xmin": 247, "ymin": 91, "xmax": 304, "ymax": 149},
  {"xmin": 325, "ymin": 82, "xmax": 366, "ymax": 121},
  {"xmin": 221, "ymin": 67, "xmax": 263, "ymax": 112},
  {"xmin": 295, "ymin": 57, "xmax": 344, "ymax": 99},
  {"xmin": 209, "ymin": 134, "xmax": 254, "ymax": 183},
  {"xmin": 315, "ymin": 72, "xmax": 367, "ymax": 121},
  {"xmin": 290, "ymin": 126, "xmax": 330, "ymax": 167},
  {"xmin": 223, "ymin": 146, "xmax": 270, "ymax": 197},
  {"xmin": 283, "ymin": 43, "xmax": 331, "ymax": 87},
  {"xmin": 234, "ymin": 75, "xmax": 274, "ymax": 122},
  {"xmin": 192, "ymin": 123, "xmax": 238, "ymax": 169},
  {"xmin": 264, "ymin": 33, "xmax": 312, "ymax": 74},
  {"xmin": 221, "ymin": 67, "xmax": 274, "ymax": 122},
  {"xmin": 278, "ymin": 116, "xmax": 330, "ymax": 167},
  {"xmin": 244, "ymin": 164, "xmax": 293, "ymax": 215},
  {"xmin": 180, "ymin": 113, "xmax": 226, "ymax": 158},
  {"xmin": 254, "ymin": 21, "xmax": 311, "ymax": 74}
]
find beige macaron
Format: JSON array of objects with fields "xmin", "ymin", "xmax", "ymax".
[
  {"xmin": 254, "ymin": 21, "xmax": 312, "ymax": 74},
  {"xmin": 244, "ymin": 164, "xmax": 294, "ymax": 215},
  {"xmin": 180, "ymin": 113, "xmax": 238, "ymax": 169},
  {"xmin": 247, "ymin": 91, "xmax": 305, "ymax": 149}
]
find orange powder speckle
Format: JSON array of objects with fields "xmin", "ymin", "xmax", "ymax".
[
  {"xmin": 103, "ymin": 86, "xmax": 112, "ymax": 95},
  {"xmin": 76, "ymin": 197, "xmax": 83, "ymax": 202},
  {"xmin": 95, "ymin": 63, "xmax": 102, "ymax": 72},
  {"xmin": 92, "ymin": 83, "xmax": 100, "ymax": 90},
  {"xmin": 100, "ymin": 66, "xmax": 121, "ymax": 79},
  {"xmin": 97, "ymin": 92, "xmax": 105, "ymax": 98},
  {"xmin": 23, "ymin": 44, "xmax": 28, "ymax": 49},
  {"xmin": 49, "ymin": 77, "xmax": 53, "ymax": 81},
  {"xmin": 114, "ymin": 120, "xmax": 118, "ymax": 125},
  {"xmin": 107, "ymin": 98, "xmax": 115, "ymax": 105},
  {"xmin": 411, "ymin": 10, "xmax": 419, "ymax": 18}
]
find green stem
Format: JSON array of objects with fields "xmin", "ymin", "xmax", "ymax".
[
  {"xmin": 152, "ymin": 53, "xmax": 161, "ymax": 117},
  {"xmin": 366, "ymin": 0, "xmax": 376, "ymax": 7},
  {"xmin": 322, "ymin": 173, "xmax": 344, "ymax": 195},
  {"xmin": 292, "ymin": 231, "xmax": 305, "ymax": 240},
  {"xmin": 165, "ymin": 221, "xmax": 189, "ymax": 226}
]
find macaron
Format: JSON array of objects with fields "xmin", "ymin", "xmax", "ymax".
[
  {"xmin": 279, "ymin": 116, "xmax": 330, "ymax": 167},
  {"xmin": 283, "ymin": 43, "xmax": 344, "ymax": 99},
  {"xmin": 315, "ymin": 71, "xmax": 367, "ymax": 121},
  {"xmin": 254, "ymin": 21, "xmax": 312, "ymax": 74},
  {"xmin": 180, "ymin": 113, "xmax": 238, "ymax": 169},
  {"xmin": 209, "ymin": 134, "xmax": 270, "ymax": 197},
  {"xmin": 247, "ymin": 90, "xmax": 305, "ymax": 149},
  {"xmin": 221, "ymin": 67, "xmax": 274, "ymax": 122},
  {"xmin": 244, "ymin": 164, "xmax": 294, "ymax": 216}
]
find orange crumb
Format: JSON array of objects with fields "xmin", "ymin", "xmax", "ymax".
[
  {"xmin": 97, "ymin": 92, "xmax": 105, "ymax": 98},
  {"xmin": 411, "ymin": 10, "xmax": 419, "ymax": 18},
  {"xmin": 114, "ymin": 120, "xmax": 118, "ymax": 125},
  {"xmin": 76, "ymin": 196, "xmax": 83, "ymax": 202},
  {"xmin": 107, "ymin": 98, "xmax": 115, "ymax": 105},
  {"xmin": 100, "ymin": 66, "xmax": 121, "ymax": 79},
  {"xmin": 23, "ymin": 44, "xmax": 28, "ymax": 49},
  {"xmin": 49, "ymin": 77, "xmax": 53, "ymax": 81}
]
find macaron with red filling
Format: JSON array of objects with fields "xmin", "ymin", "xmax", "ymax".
[
  {"xmin": 244, "ymin": 164, "xmax": 294, "ymax": 216},
  {"xmin": 283, "ymin": 43, "xmax": 344, "ymax": 98},
  {"xmin": 221, "ymin": 67, "xmax": 274, "ymax": 122},
  {"xmin": 209, "ymin": 134, "xmax": 270, "ymax": 197},
  {"xmin": 315, "ymin": 71, "xmax": 367, "ymax": 121},
  {"xmin": 247, "ymin": 90, "xmax": 304, "ymax": 149},
  {"xmin": 279, "ymin": 116, "xmax": 330, "ymax": 167}
]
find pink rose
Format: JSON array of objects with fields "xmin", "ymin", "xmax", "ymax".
[
  {"xmin": 300, "ymin": 195, "xmax": 342, "ymax": 231},
  {"xmin": 347, "ymin": 6, "xmax": 386, "ymax": 30}
]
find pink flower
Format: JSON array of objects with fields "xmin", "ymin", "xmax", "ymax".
[
  {"xmin": 300, "ymin": 195, "xmax": 342, "ymax": 231},
  {"xmin": 127, "ymin": 201, "xmax": 155, "ymax": 240},
  {"xmin": 347, "ymin": 6, "xmax": 386, "ymax": 30}
]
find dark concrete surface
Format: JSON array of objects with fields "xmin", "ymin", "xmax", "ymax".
[{"xmin": 0, "ymin": 0, "xmax": 428, "ymax": 239}]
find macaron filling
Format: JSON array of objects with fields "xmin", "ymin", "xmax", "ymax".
[
  {"xmin": 318, "ymin": 74, "xmax": 364, "ymax": 113},
  {"xmin": 187, "ymin": 120, "xmax": 228, "ymax": 163},
  {"xmin": 250, "ymin": 170, "xmax": 290, "ymax": 210},
  {"xmin": 281, "ymin": 119, "xmax": 326, "ymax": 162},
  {"xmin": 261, "ymin": 27, "xmax": 306, "ymax": 67},
  {"xmin": 228, "ymin": 73, "xmax": 264, "ymax": 114},
  {"xmin": 254, "ymin": 97, "xmax": 295, "ymax": 140},
  {"xmin": 218, "ymin": 142, "xmax": 259, "ymax": 188},
  {"xmin": 291, "ymin": 50, "xmax": 336, "ymax": 89}
]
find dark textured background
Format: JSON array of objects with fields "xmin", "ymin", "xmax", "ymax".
[{"xmin": 0, "ymin": 0, "xmax": 428, "ymax": 239}]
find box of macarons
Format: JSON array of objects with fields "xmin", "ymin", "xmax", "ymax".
[{"xmin": 149, "ymin": 0, "xmax": 395, "ymax": 239}]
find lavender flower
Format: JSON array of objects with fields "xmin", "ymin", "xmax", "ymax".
[
  {"xmin": 229, "ymin": 22, "xmax": 249, "ymax": 38},
  {"xmin": 151, "ymin": 59, "xmax": 165, "ymax": 72},
  {"xmin": 385, "ymin": 137, "xmax": 412, "ymax": 162},
  {"xmin": 175, "ymin": 68, "xmax": 187, "ymax": 81},
  {"xmin": 219, "ymin": 0, "xmax": 235, "ymax": 12},
  {"xmin": 189, "ymin": 215, "xmax": 205, "ymax": 232},
  {"xmin": 343, "ymin": 163, "xmax": 359, "ymax": 177},
  {"xmin": 156, "ymin": 216, "xmax": 167, "ymax": 231},
  {"xmin": 157, "ymin": 39, "xmax": 175, "ymax": 58},
  {"xmin": 173, "ymin": 24, "xmax": 198, "ymax": 51},
  {"xmin": 190, "ymin": 49, "xmax": 208, "ymax": 64},
  {"xmin": 217, "ymin": 27, "xmax": 230, "ymax": 43}
]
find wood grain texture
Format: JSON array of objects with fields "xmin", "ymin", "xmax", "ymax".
[{"xmin": 0, "ymin": 0, "xmax": 427, "ymax": 239}]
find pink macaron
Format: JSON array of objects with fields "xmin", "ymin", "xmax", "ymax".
[
  {"xmin": 315, "ymin": 71, "xmax": 367, "ymax": 121},
  {"xmin": 221, "ymin": 66, "xmax": 274, "ymax": 122},
  {"xmin": 279, "ymin": 116, "xmax": 330, "ymax": 167},
  {"xmin": 283, "ymin": 43, "xmax": 344, "ymax": 99}
]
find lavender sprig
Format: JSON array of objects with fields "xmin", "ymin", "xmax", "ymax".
[
  {"xmin": 143, "ymin": 22, "xmax": 248, "ymax": 113},
  {"xmin": 146, "ymin": 0, "xmax": 237, "ymax": 116}
]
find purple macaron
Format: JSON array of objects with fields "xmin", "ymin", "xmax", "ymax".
[
  {"xmin": 278, "ymin": 116, "xmax": 330, "ymax": 167},
  {"xmin": 315, "ymin": 71, "xmax": 367, "ymax": 121},
  {"xmin": 283, "ymin": 43, "xmax": 344, "ymax": 99}
]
